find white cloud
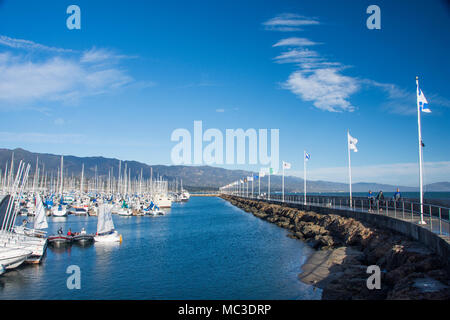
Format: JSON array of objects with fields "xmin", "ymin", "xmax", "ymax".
[
  {"xmin": 0, "ymin": 35, "xmax": 74, "ymax": 53},
  {"xmin": 266, "ymin": 14, "xmax": 359, "ymax": 112},
  {"xmin": 291, "ymin": 161, "xmax": 450, "ymax": 187},
  {"xmin": 266, "ymin": 14, "xmax": 450, "ymax": 115},
  {"xmin": 263, "ymin": 14, "xmax": 319, "ymax": 31},
  {"xmin": 274, "ymin": 49, "xmax": 319, "ymax": 64},
  {"xmin": 273, "ymin": 37, "xmax": 320, "ymax": 47},
  {"xmin": 365, "ymin": 79, "xmax": 450, "ymax": 115},
  {"xmin": 0, "ymin": 50, "xmax": 133, "ymax": 106},
  {"xmin": 216, "ymin": 108, "xmax": 225, "ymax": 113},
  {"xmin": 81, "ymin": 47, "xmax": 136, "ymax": 64},
  {"xmin": 283, "ymin": 69, "xmax": 359, "ymax": 112}
]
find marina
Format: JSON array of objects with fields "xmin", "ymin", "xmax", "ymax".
[
  {"xmin": 0, "ymin": 0, "xmax": 449, "ymax": 305},
  {"xmin": 0, "ymin": 196, "xmax": 319, "ymax": 300}
]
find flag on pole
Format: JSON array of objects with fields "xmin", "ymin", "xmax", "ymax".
[
  {"xmin": 348, "ymin": 133, "xmax": 358, "ymax": 152},
  {"xmin": 417, "ymin": 79, "xmax": 431, "ymax": 113},
  {"xmin": 305, "ymin": 152, "xmax": 311, "ymax": 161},
  {"xmin": 282, "ymin": 161, "xmax": 291, "ymax": 169}
]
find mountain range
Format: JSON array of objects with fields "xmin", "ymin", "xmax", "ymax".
[{"xmin": 1, "ymin": 148, "xmax": 449, "ymax": 192}]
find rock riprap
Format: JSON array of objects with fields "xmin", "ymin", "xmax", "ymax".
[{"xmin": 221, "ymin": 195, "xmax": 450, "ymax": 300}]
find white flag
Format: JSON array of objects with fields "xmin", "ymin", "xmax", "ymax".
[
  {"xmin": 259, "ymin": 168, "xmax": 267, "ymax": 177},
  {"xmin": 348, "ymin": 132, "xmax": 358, "ymax": 152},
  {"xmin": 416, "ymin": 78, "xmax": 431, "ymax": 113},
  {"xmin": 283, "ymin": 161, "xmax": 291, "ymax": 169}
]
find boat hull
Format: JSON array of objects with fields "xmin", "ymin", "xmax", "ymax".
[
  {"xmin": 48, "ymin": 235, "xmax": 72, "ymax": 245},
  {"xmin": 73, "ymin": 234, "xmax": 95, "ymax": 244},
  {"xmin": 94, "ymin": 231, "xmax": 122, "ymax": 243},
  {"xmin": 0, "ymin": 250, "xmax": 32, "ymax": 269}
]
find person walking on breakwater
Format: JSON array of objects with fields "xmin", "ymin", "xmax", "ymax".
[
  {"xmin": 376, "ymin": 190, "xmax": 385, "ymax": 212},
  {"xmin": 394, "ymin": 188, "xmax": 401, "ymax": 201},
  {"xmin": 368, "ymin": 190, "xmax": 375, "ymax": 212}
]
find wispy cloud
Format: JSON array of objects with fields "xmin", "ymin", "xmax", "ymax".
[
  {"xmin": 0, "ymin": 37, "xmax": 136, "ymax": 107},
  {"xmin": 273, "ymin": 37, "xmax": 321, "ymax": 47},
  {"xmin": 215, "ymin": 108, "xmax": 225, "ymax": 113},
  {"xmin": 0, "ymin": 53, "xmax": 133, "ymax": 105},
  {"xmin": 266, "ymin": 14, "xmax": 358, "ymax": 112},
  {"xmin": 81, "ymin": 47, "xmax": 137, "ymax": 64},
  {"xmin": 0, "ymin": 35, "xmax": 75, "ymax": 53},
  {"xmin": 263, "ymin": 14, "xmax": 319, "ymax": 31},
  {"xmin": 274, "ymin": 48, "xmax": 319, "ymax": 64},
  {"xmin": 364, "ymin": 79, "xmax": 450, "ymax": 115},
  {"xmin": 266, "ymin": 15, "xmax": 450, "ymax": 114}
]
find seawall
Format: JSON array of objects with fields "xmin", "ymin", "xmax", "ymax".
[{"xmin": 221, "ymin": 195, "xmax": 450, "ymax": 300}]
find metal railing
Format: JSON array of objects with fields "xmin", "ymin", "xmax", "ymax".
[{"xmin": 222, "ymin": 192, "xmax": 450, "ymax": 239}]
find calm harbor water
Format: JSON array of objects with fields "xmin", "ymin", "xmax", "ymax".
[{"xmin": 0, "ymin": 197, "xmax": 320, "ymax": 300}]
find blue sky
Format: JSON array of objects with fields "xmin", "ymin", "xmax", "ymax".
[{"xmin": 0, "ymin": 0, "xmax": 449, "ymax": 186}]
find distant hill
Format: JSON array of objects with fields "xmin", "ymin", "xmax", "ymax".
[
  {"xmin": 424, "ymin": 182, "xmax": 450, "ymax": 192},
  {"xmin": 0, "ymin": 148, "xmax": 447, "ymax": 192}
]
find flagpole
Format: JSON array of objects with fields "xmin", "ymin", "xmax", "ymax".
[
  {"xmin": 258, "ymin": 173, "xmax": 260, "ymax": 197},
  {"xmin": 348, "ymin": 131, "xmax": 352, "ymax": 208},
  {"xmin": 282, "ymin": 163, "xmax": 285, "ymax": 202},
  {"xmin": 251, "ymin": 177, "xmax": 254, "ymax": 198},
  {"xmin": 416, "ymin": 76, "xmax": 426, "ymax": 224},
  {"xmin": 304, "ymin": 151, "xmax": 307, "ymax": 205},
  {"xmin": 246, "ymin": 180, "xmax": 248, "ymax": 197},
  {"xmin": 268, "ymin": 170, "xmax": 271, "ymax": 200}
]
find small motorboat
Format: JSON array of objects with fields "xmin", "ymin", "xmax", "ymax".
[
  {"xmin": 72, "ymin": 230, "xmax": 94, "ymax": 244},
  {"xmin": 48, "ymin": 234, "xmax": 73, "ymax": 246}
]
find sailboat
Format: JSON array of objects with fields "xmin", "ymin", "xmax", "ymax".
[
  {"xmin": 15, "ymin": 193, "xmax": 48, "ymax": 237},
  {"xmin": 0, "ymin": 193, "xmax": 48, "ymax": 264},
  {"xmin": 117, "ymin": 199, "xmax": 132, "ymax": 216},
  {"xmin": 0, "ymin": 247, "xmax": 32, "ymax": 270},
  {"xmin": 94, "ymin": 204, "xmax": 122, "ymax": 243}
]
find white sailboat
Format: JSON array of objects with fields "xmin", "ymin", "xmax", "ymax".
[
  {"xmin": 94, "ymin": 204, "xmax": 122, "ymax": 243},
  {"xmin": 117, "ymin": 208, "xmax": 133, "ymax": 216},
  {"xmin": 0, "ymin": 247, "xmax": 32, "ymax": 270},
  {"xmin": 51, "ymin": 204, "xmax": 67, "ymax": 217}
]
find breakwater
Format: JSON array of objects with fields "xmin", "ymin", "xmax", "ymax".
[{"xmin": 221, "ymin": 195, "xmax": 450, "ymax": 299}]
